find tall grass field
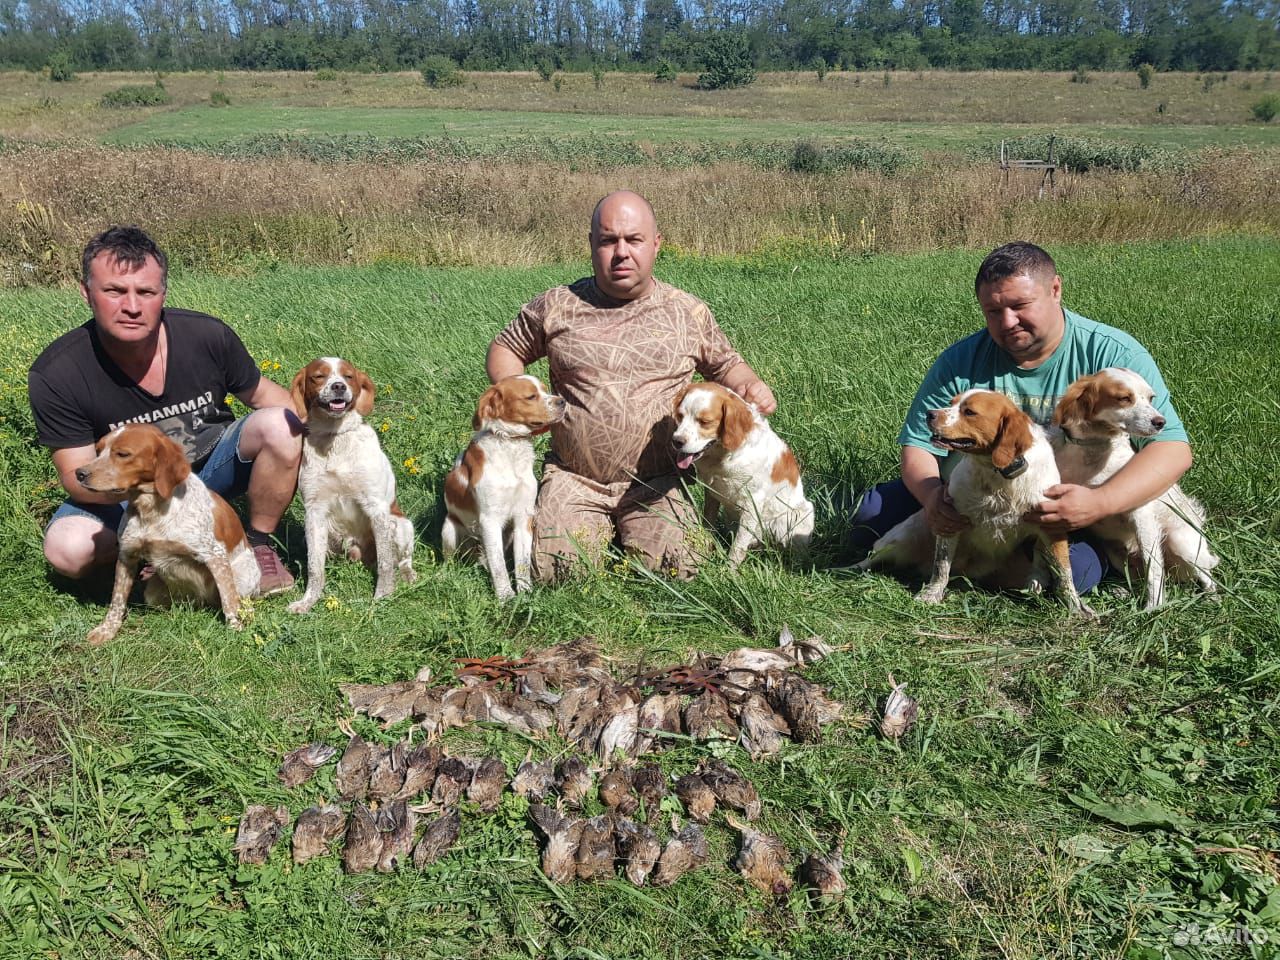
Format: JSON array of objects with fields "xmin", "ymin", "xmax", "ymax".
[{"xmin": 1, "ymin": 238, "xmax": 1278, "ymax": 959}]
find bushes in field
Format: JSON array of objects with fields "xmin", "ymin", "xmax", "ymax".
[
  {"xmin": 210, "ymin": 90, "xmax": 231, "ymax": 107},
  {"xmin": 1251, "ymin": 95, "xmax": 1279, "ymax": 122},
  {"xmin": 46, "ymin": 52, "xmax": 74, "ymax": 82},
  {"xmin": 100, "ymin": 84, "xmax": 172, "ymax": 108},
  {"xmin": 979, "ymin": 135, "xmax": 1185, "ymax": 173},
  {"xmin": 1137, "ymin": 63, "xmax": 1155, "ymax": 88},
  {"xmin": 421, "ymin": 55, "xmax": 464, "ymax": 88},
  {"xmin": 697, "ymin": 31, "xmax": 755, "ymax": 90},
  {"xmin": 654, "ymin": 60, "xmax": 675, "ymax": 83},
  {"xmin": 170, "ymin": 132, "xmax": 917, "ymax": 176}
]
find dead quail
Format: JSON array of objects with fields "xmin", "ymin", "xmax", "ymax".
[
  {"xmin": 291, "ymin": 803, "xmax": 346, "ymax": 865},
  {"xmin": 556, "ymin": 755, "xmax": 594, "ymax": 808},
  {"xmin": 653, "ymin": 819, "xmax": 709, "ymax": 887},
  {"xmin": 335, "ymin": 732, "xmax": 373, "ymax": 801},
  {"xmin": 529, "ymin": 803, "xmax": 584, "ymax": 884},
  {"xmin": 674, "ymin": 772, "xmax": 716, "ymax": 824},
  {"xmin": 412, "ymin": 810, "xmax": 461, "ymax": 868},
  {"xmin": 598, "ymin": 768, "xmax": 638, "ymax": 816},
  {"xmin": 719, "ymin": 646, "xmax": 796, "ymax": 677},
  {"xmin": 367, "ymin": 740, "xmax": 407, "ymax": 801},
  {"xmin": 700, "ymin": 760, "xmax": 762, "ymax": 820},
  {"xmin": 799, "ymin": 835, "xmax": 847, "ymax": 902},
  {"xmin": 632, "ymin": 763, "xmax": 667, "ymax": 823},
  {"xmin": 682, "ymin": 692, "xmax": 738, "ymax": 741},
  {"xmin": 575, "ymin": 815, "xmax": 617, "ymax": 881},
  {"xmin": 880, "ymin": 674, "xmax": 918, "ymax": 740},
  {"xmin": 376, "ymin": 800, "xmax": 417, "ymax": 873},
  {"xmin": 637, "ymin": 692, "xmax": 684, "ymax": 741},
  {"xmin": 596, "ymin": 703, "xmax": 641, "ymax": 762},
  {"xmin": 432, "ymin": 756, "xmax": 474, "ymax": 809},
  {"xmin": 765, "ymin": 672, "xmax": 841, "ymax": 744},
  {"xmin": 394, "ymin": 742, "xmax": 442, "ymax": 800},
  {"xmin": 342, "ymin": 803, "xmax": 382, "ymax": 874},
  {"xmin": 777, "ymin": 624, "xmax": 834, "ymax": 665},
  {"xmin": 467, "ymin": 757, "xmax": 507, "ymax": 813},
  {"xmin": 737, "ymin": 693, "xmax": 791, "ymax": 757},
  {"xmin": 277, "ymin": 743, "xmax": 338, "ymax": 788},
  {"xmin": 511, "ymin": 756, "xmax": 556, "ymax": 800},
  {"xmin": 614, "ymin": 817, "xmax": 661, "ymax": 886},
  {"xmin": 233, "ymin": 804, "xmax": 290, "ymax": 865},
  {"xmin": 726, "ymin": 814, "xmax": 792, "ymax": 897}
]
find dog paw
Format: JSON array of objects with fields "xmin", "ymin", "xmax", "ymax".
[
  {"xmin": 226, "ymin": 616, "xmax": 244, "ymax": 630},
  {"xmin": 288, "ymin": 597, "xmax": 317, "ymax": 615},
  {"xmin": 915, "ymin": 587, "xmax": 946, "ymax": 605},
  {"xmin": 85, "ymin": 624, "xmax": 115, "ymax": 647},
  {"xmin": 1074, "ymin": 603, "xmax": 1100, "ymax": 621},
  {"xmin": 400, "ymin": 566, "xmax": 418, "ymax": 584},
  {"xmin": 374, "ymin": 584, "xmax": 395, "ymax": 600}
]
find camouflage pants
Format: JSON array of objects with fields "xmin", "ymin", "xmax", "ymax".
[{"xmin": 533, "ymin": 463, "xmax": 702, "ymax": 583}]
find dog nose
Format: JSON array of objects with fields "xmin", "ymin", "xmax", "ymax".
[
  {"xmin": 75, "ymin": 467, "xmax": 89, "ymax": 484},
  {"xmin": 1151, "ymin": 416, "xmax": 1166, "ymax": 431},
  {"xmin": 926, "ymin": 409, "xmax": 938, "ymax": 425}
]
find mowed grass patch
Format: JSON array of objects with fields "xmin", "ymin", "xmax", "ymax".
[{"xmin": 1, "ymin": 238, "xmax": 1278, "ymax": 959}]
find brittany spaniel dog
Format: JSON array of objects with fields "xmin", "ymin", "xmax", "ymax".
[
  {"xmin": 288, "ymin": 357, "xmax": 415, "ymax": 613},
  {"xmin": 442, "ymin": 375, "xmax": 566, "ymax": 600},
  {"xmin": 671, "ymin": 382, "xmax": 814, "ymax": 567},
  {"xmin": 76, "ymin": 424, "xmax": 260, "ymax": 645},
  {"xmin": 1052, "ymin": 367, "xmax": 1219, "ymax": 608},
  {"xmin": 858, "ymin": 389, "xmax": 1091, "ymax": 616}
]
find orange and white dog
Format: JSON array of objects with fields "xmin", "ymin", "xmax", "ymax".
[
  {"xmin": 671, "ymin": 382, "xmax": 815, "ymax": 567},
  {"xmin": 858, "ymin": 389, "xmax": 1090, "ymax": 616},
  {"xmin": 76, "ymin": 424, "xmax": 260, "ymax": 645},
  {"xmin": 1052, "ymin": 367, "xmax": 1218, "ymax": 608},
  {"xmin": 442, "ymin": 375, "xmax": 566, "ymax": 600},
  {"xmin": 289, "ymin": 357, "xmax": 415, "ymax": 613}
]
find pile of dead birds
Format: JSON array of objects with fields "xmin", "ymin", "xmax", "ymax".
[
  {"xmin": 234, "ymin": 629, "xmax": 918, "ymax": 897},
  {"xmin": 338, "ymin": 627, "xmax": 848, "ymax": 762}
]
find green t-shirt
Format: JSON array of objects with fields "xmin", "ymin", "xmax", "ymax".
[{"xmin": 898, "ymin": 308, "xmax": 1188, "ymax": 466}]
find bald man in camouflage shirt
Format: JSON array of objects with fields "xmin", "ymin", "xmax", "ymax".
[{"xmin": 487, "ymin": 191, "xmax": 776, "ymax": 582}]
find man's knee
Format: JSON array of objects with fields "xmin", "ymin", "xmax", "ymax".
[
  {"xmin": 44, "ymin": 518, "xmax": 116, "ymax": 578},
  {"xmin": 244, "ymin": 407, "xmax": 303, "ymax": 465}
]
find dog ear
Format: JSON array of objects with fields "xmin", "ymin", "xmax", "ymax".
[
  {"xmin": 289, "ymin": 367, "xmax": 310, "ymax": 422},
  {"xmin": 1052, "ymin": 375, "xmax": 1098, "ymax": 427},
  {"xmin": 718, "ymin": 390, "xmax": 755, "ymax": 452},
  {"xmin": 473, "ymin": 385, "xmax": 503, "ymax": 430},
  {"xmin": 672, "ymin": 384, "xmax": 691, "ymax": 418},
  {"xmin": 152, "ymin": 433, "xmax": 192, "ymax": 499},
  {"xmin": 992, "ymin": 406, "xmax": 1034, "ymax": 470},
  {"xmin": 354, "ymin": 368, "xmax": 377, "ymax": 417}
]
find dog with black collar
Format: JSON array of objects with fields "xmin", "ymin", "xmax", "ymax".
[{"xmin": 858, "ymin": 388, "xmax": 1091, "ymax": 616}]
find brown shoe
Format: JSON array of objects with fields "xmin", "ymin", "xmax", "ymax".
[{"xmin": 252, "ymin": 544, "xmax": 296, "ymax": 597}]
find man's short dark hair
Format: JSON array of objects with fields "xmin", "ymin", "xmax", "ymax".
[
  {"xmin": 81, "ymin": 225, "xmax": 168, "ymax": 288},
  {"xmin": 975, "ymin": 242, "xmax": 1057, "ymax": 294}
]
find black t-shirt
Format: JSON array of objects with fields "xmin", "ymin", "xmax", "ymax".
[{"xmin": 28, "ymin": 308, "xmax": 261, "ymax": 468}]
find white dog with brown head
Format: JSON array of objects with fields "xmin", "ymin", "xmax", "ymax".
[
  {"xmin": 288, "ymin": 357, "xmax": 415, "ymax": 613},
  {"xmin": 671, "ymin": 382, "xmax": 814, "ymax": 567}
]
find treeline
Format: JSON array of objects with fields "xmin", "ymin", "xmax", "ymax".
[{"xmin": 3, "ymin": 0, "xmax": 1277, "ymax": 74}]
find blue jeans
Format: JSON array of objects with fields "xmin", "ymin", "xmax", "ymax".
[
  {"xmin": 850, "ymin": 478, "xmax": 1107, "ymax": 594},
  {"xmin": 47, "ymin": 416, "xmax": 254, "ymax": 533}
]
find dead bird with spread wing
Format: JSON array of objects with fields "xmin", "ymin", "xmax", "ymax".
[
  {"xmin": 291, "ymin": 803, "xmax": 346, "ymax": 865},
  {"xmin": 700, "ymin": 760, "xmax": 762, "ymax": 820},
  {"xmin": 277, "ymin": 743, "xmax": 337, "ymax": 788},
  {"xmin": 413, "ymin": 810, "xmax": 461, "ymax": 868},
  {"xmin": 234, "ymin": 804, "xmax": 290, "ymax": 865},
  {"xmin": 614, "ymin": 817, "xmax": 661, "ymax": 886},
  {"xmin": 799, "ymin": 833, "xmax": 847, "ymax": 902},
  {"xmin": 737, "ymin": 693, "xmax": 792, "ymax": 757},
  {"xmin": 394, "ymin": 742, "xmax": 441, "ymax": 800},
  {"xmin": 727, "ymin": 814, "xmax": 792, "ymax": 897},
  {"xmin": 674, "ymin": 772, "xmax": 716, "ymax": 824},
  {"xmin": 765, "ymin": 671, "xmax": 842, "ymax": 744},
  {"xmin": 529, "ymin": 803, "xmax": 584, "ymax": 884}
]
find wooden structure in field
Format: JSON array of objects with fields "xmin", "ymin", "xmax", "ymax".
[{"xmin": 1000, "ymin": 135, "xmax": 1058, "ymax": 197}]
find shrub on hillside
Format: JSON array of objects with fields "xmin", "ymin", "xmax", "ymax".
[
  {"xmin": 316, "ymin": 68, "xmax": 338, "ymax": 81},
  {"xmin": 100, "ymin": 84, "xmax": 172, "ymax": 108},
  {"xmin": 47, "ymin": 52, "xmax": 74, "ymax": 82},
  {"xmin": 421, "ymin": 55, "xmax": 464, "ymax": 88},
  {"xmin": 1070, "ymin": 65, "xmax": 1090, "ymax": 84},
  {"xmin": 1251, "ymin": 95, "xmax": 1279, "ymax": 122},
  {"xmin": 697, "ymin": 32, "xmax": 755, "ymax": 90},
  {"xmin": 210, "ymin": 90, "xmax": 231, "ymax": 107},
  {"xmin": 654, "ymin": 59, "xmax": 675, "ymax": 83},
  {"xmin": 1137, "ymin": 62, "xmax": 1154, "ymax": 89},
  {"xmin": 535, "ymin": 58, "xmax": 554, "ymax": 81}
]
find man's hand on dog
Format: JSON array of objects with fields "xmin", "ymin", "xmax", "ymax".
[{"xmin": 1027, "ymin": 483, "xmax": 1109, "ymax": 534}]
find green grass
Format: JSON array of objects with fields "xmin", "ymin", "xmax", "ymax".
[
  {"xmin": 2, "ymin": 238, "xmax": 1279, "ymax": 959},
  {"xmin": 99, "ymin": 104, "xmax": 1280, "ymax": 153}
]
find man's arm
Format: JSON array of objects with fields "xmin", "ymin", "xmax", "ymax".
[
  {"xmin": 901, "ymin": 444, "xmax": 971, "ymax": 536},
  {"xmin": 486, "ymin": 341, "xmax": 526, "ymax": 384},
  {"xmin": 1030, "ymin": 440, "xmax": 1193, "ymax": 533},
  {"xmin": 51, "ymin": 445, "xmax": 121, "ymax": 505},
  {"xmin": 719, "ymin": 361, "xmax": 777, "ymax": 415},
  {"xmin": 236, "ymin": 375, "xmax": 292, "ymax": 410}
]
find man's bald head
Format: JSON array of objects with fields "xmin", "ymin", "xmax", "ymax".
[
  {"xmin": 590, "ymin": 191, "xmax": 658, "ymax": 239},
  {"xmin": 589, "ymin": 190, "xmax": 663, "ymax": 301}
]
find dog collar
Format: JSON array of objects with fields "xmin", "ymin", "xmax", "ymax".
[
  {"xmin": 997, "ymin": 456, "xmax": 1028, "ymax": 479},
  {"xmin": 1060, "ymin": 426, "xmax": 1111, "ymax": 447}
]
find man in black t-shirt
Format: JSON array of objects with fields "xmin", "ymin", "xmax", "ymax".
[{"xmin": 28, "ymin": 226, "xmax": 302, "ymax": 596}]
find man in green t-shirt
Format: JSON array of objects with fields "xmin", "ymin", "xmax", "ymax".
[{"xmin": 851, "ymin": 241, "xmax": 1193, "ymax": 592}]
